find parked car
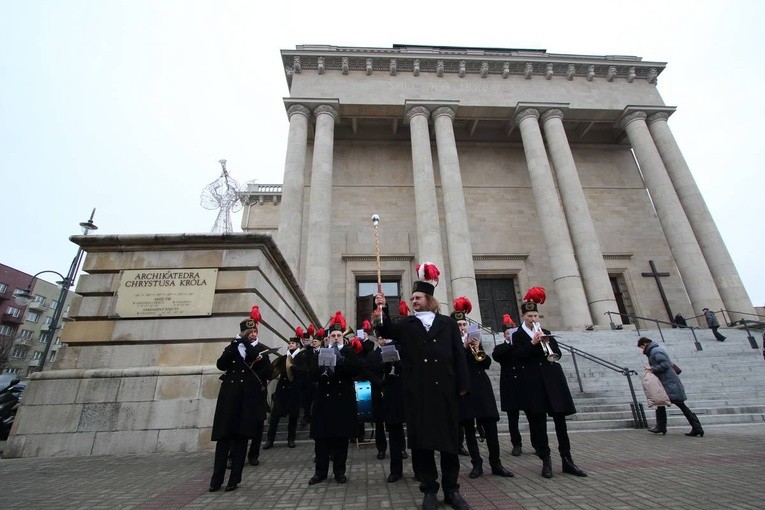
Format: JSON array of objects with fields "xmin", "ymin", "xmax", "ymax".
[
  {"xmin": 0, "ymin": 374, "xmax": 20, "ymax": 393},
  {"xmin": 0, "ymin": 379, "xmax": 26, "ymax": 440}
]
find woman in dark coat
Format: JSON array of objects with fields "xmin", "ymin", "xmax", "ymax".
[
  {"xmin": 374, "ymin": 266, "xmax": 471, "ymax": 510},
  {"xmin": 209, "ymin": 306, "xmax": 273, "ymax": 492},
  {"xmin": 638, "ymin": 337, "xmax": 704, "ymax": 436},
  {"xmin": 308, "ymin": 311, "xmax": 362, "ymax": 485},
  {"xmin": 512, "ymin": 287, "xmax": 586, "ymax": 479},
  {"xmin": 452, "ymin": 297, "xmax": 513, "ymax": 479}
]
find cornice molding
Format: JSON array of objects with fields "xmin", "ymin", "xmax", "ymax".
[
  {"xmin": 342, "ymin": 254, "xmax": 415, "ymax": 262},
  {"xmin": 281, "ymin": 46, "xmax": 666, "ymax": 84},
  {"xmin": 473, "ymin": 254, "xmax": 529, "ymax": 261}
]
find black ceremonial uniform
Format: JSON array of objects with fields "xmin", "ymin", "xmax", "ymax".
[
  {"xmin": 492, "ymin": 334, "xmax": 527, "ymax": 451},
  {"xmin": 210, "ymin": 339, "xmax": 272, "ymax": 489},
  {"xmin": 264, "ymin": 348, "xmax": 306, "ymax": 447},
  {"xmin": 368, "ymin": 342, "xmax": 406, "ymax": 480}
]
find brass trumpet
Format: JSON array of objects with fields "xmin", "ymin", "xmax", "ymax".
[
  {"xmin": 534, "ymin": 322, "xmax": 560, "ymax": 362},
  {"xmin": 471, "ymin": 344, "xmax": 487, "ymax": 362}
]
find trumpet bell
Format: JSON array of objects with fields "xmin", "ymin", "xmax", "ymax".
[{"xmin": 546, "ymin": 353, "xmax": 561, "ymax": 363}]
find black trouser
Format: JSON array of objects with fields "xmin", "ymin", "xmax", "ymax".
[
  {"xmin": 386, "ymin": 422, "xmax": 405, "ymax": 476},
  {"xmin": 411, "ymin": 448, "xmax": 460, "ymax": 495},
  {"xmin": 267, "ymin": 413, "xmax": 298, "ymax": 443},
  {"xmin": 463, "ymin": 418, "xmax": 502, "ymax": 466},
  {"xmin": 526, "ymin": 411, "xmax": 572, "ymax": 458},
  {"xmin": 711, "ymin": 326, "xmax": 726, "ymax": 341},
  {"xmin": 211, "ymin": 437, "xmax": 247, "ymax": 487},
  {"xmin": 314, "ymin": 437, "xmax": 350, "ymax": 477},
  {"xmin": 506, "ymin": 410, "xmax": 522, "ymax": 447},
  {"xmin": 375, "ymin": 419, "xmax": 387, "ymax": 453},
  {"xmin": 246, "ymin": 420, "xmax": 265, "ymax": 460},
  {"xmin": 656, "ymin": 401, "xmax": 702, "ymax": 429}
]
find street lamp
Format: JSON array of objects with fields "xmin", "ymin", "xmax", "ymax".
[{"xmin": 13, "ymin": 210, "xmax": 98, "ymax": 372}]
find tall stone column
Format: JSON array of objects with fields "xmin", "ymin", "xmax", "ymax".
[
  {"xmin": 303, "ymin": 104, "xmax": 339, "ymax": 321},
  {"xmin": 276, "ymin": 104, "xmax": 311, "ymax": 276},
  {"xmin": 515, "ymin": 108, "xmax": 592, "ymax": 329},
  {"xmin": 432, "ymin": 106, "xmax": 481, "ymax": 321},
  {"xmin": 647, "ymin": 112, "xmax": 754, "ymax": 320},
  {"xmin": 405, "ymin": 106, "xmax": 447, "ymax": 305},
  {"xmin": 541, "ymin": 109, "xmax": 620, "ymax": 326},
  {"xmin": 620, "ymin": 111, "xmax": 724, "ymax": 317}
]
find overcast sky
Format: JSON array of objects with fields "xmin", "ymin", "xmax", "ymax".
[{"xmin": 1, "ymin": 0, "xmax": 763, "ymax": 308}]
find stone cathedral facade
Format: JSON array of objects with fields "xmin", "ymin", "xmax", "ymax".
[{"xmin": 240, "ymin": 44, "xmax": 753, "ymax": 332}]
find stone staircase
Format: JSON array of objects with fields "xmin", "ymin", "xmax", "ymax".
[{"xmin": 270, "ymin": 326, "xmax": 765, "ymax": 442}]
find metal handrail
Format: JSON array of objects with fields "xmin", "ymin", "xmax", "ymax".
[
  {"xmin": 557, "ymin": 340, "xmax": 647, "ymax": 428},
  {"xmin": 605, "ymin": 311, "xmax": 703, "ymax": 351}
]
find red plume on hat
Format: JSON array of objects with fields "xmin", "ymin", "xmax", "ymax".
[
  {"xmin": 314, "ymin": 328, "xmax": 325, "ymax": 339},
  {"xmin": 350, "ymin": 337, "xmax": 363, "ymax": 354},
  {"xmin": 503, "ymin": 314, "xmax": 515, "ymax": 327},
  {"xmin": 452, "ymin": 296, "xmax": 473, "ymax": 315},
  {"xmin": 329, "ymin": 310, "xmax": 347, "ymax": 331},
  {"xmin": 307, "ymin": 324, "xmax": 315, "ymax": 337},
  {"xmin": 362, "ymin": 320, "xmax": 372, "ymax": 332},
  {"xmin": 250, "ymin": 305, "xmax": 262, "ymax": 323},
  {"xmin": 523, "ymin": 287, "xmax": 546, "ymax": 304},
  {"xmin": 398, "ymin": 300, "xmax": 411, "ymax": 316},
  {"xmin": 295, "ymin": 326, "xmax": 304, "ymax": 339},
  {"xmin": 415, "ymin": 262, "xmax": 440, "ymax": 286}
]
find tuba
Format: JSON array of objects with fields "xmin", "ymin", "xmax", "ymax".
[{"xmin": 534, "ymin": 322, "xmax": 560, "ymax": 362}]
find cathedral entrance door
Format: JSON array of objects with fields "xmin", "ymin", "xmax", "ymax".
[{"xmin": 476, "ymin": 278, "xmax": 520, "ymax": 333}]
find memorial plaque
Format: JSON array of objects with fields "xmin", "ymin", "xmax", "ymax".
[{"xmin": 114, "ymin": 268, "xmax": 218, "ymax": 318}]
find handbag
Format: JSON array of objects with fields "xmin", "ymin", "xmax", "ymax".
[
  {"xmin": 642, "ymin": 370, "xmax": 671, "ymax": 408},
  {"xmin": 672, "ymin": 363, "xmax": 682, "ymax": 375}
]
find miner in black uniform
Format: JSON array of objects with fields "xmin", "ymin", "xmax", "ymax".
[
  {"xmin": 491, "ymin": 314, "xmax": 524, "ymax": 457},
  {"xmin": 375, "ymin": 262, "xmax": 471, "ymax": 510},
  {"xmin": 453, "ymin": 297, "xmax": 514, "ymax": 479},
  {"xmin": 263, "ymin": 329, "xmax": 306, "ymax": 450},
  {"xmin": 308, "ymin": 312, "xmax": 363, "ymax": 485},
  {"xmin": 209, "ymin": 306, "xmax": 273, "ymax": 492},
  {"xmin": 512, "ymin": 287, "xmax": 587, "ymax": 479}
]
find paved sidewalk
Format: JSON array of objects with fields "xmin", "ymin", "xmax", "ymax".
[{"xmin": 1, "ymin": 424, "xmax": 764, "ymax": 509}]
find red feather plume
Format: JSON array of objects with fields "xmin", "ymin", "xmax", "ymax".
[
  {"xmin": 415, "ymin": 262, "xmax": 441, "ymax": 285},
  {"xmin": 249, "ymin": 305, "xmax": 262, "ymax": 323},
  {"xmin": 307, "ymin": 324, "xmax": 315, "ymax": 337},
  {"xmin": 295, "ymin": 326, "xmax": 304, "ymax": 338},
  {"xmin": 503, "ymin": 314, "xmax": 515, "ymax": 327},
  {"xmin": 398, "ymin": 300, "xmax": 410, "ymax": 316},
  {"xmin": 452, "ymin": 296, "xmax": 473, "ymax": 314},
  {"xmin": 350, "ymin": 337, "xmax": 363, "ymax": 354},
  {"xmin": 330, "ymin": 310, "xmax": 347, "ymax": 331},
  {"xmin": 362, "ymin": 320, "xmax": 372, "ymax": 331},
  {"xmin": 523, "ymin": 287, "xmax": 546, "ymax": 304},
  {"xmin": 315, "ymin": 328, "xmax": 325, "ymax": 338}
]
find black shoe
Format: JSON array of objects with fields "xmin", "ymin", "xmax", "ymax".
[
  {"xmin": 287, "ymin": 440, "xmax": 296, "ymax": 448},
  {"xmin": 469, "ymin": 459, "xmax": 483, "ymax": 479},
  {"xmin": 511, "ymin": 445, "xmax": 522, "ymax": 457},
  {"xmin": 262, "ymin": 440, "xmax": 274, "ymax": 450},
  {"xmin": 561, "ymin": 456, "xmax": 587, "ymax": 477},
  {"xmin": 401, "ymin": 450, "xmax": 409, "ymax": 459},
  {"xmin": 308, "ymin": 474, "xmax": 327, "ymax": 485},
  {"xmin": 248, "ymin": 457, "xmax": 259, "ymax": 466},
  {"xmin": 224, "ymin": 484, "xmax": 237, "ymax": 492},
  {"xmin": 209, "ymin": 484, "xmax": 221, "ymax": 492},
  {"xmin": 335, "ymin": 474, "xmax": 347, "ymax": 484},
  {"xmin": 444, "ymin": 490, "xmax": 470, "ymax": 510},
  {"xmin": 490, "ymin": 464, "xmax": 514, "ymax": 477},
  {"xmin": 648, "ymin": 426, "xmax": 666, "ymax": 435},
  {"xmin": 422, "ymin": 493, "xmax": 438, "ymax": 510},
  {"xmin": 685, "ymin": 428, "xmax": 704, "ymax": 437},
  {"xmin": 541, "ymin": 456, "xmax": 553, "ymax": 478},
  {"xmin": 377, "ymin": 450, "xmax": 386, "ymax": 460},
  {"xmin": 458, "ymin": 445, "xmax": 469, "ymax": 456},
  {"xmin": 387, "ymin": 472, "xmax": 402, "ymax": 483}
]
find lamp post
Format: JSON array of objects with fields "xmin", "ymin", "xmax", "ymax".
[{"xmin": 14, "ymin": 210, "xmax": 98, "ymax": 373}]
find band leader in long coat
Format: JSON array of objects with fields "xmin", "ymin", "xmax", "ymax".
[{"xmin": 376, "ymin": 307, "xmax": 470, "ymax": 455}]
